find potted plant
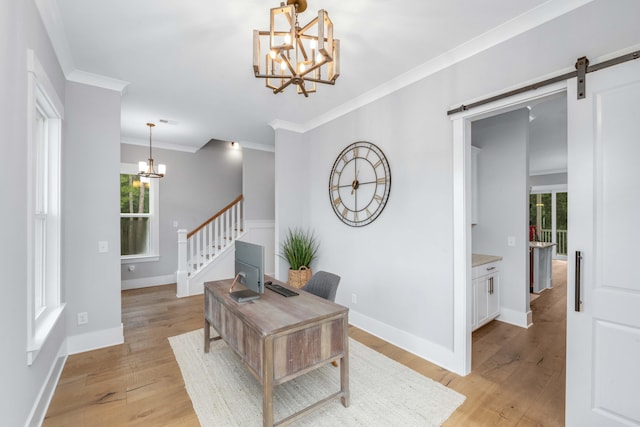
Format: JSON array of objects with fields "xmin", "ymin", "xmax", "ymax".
[{"xmin": 280, "ymin": 228, "xmax": 319, "ymax": 288}]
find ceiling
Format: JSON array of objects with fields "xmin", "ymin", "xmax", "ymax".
[{"xmin": 48, "ymin": 0, "xmax": 579, "ymax": 152}]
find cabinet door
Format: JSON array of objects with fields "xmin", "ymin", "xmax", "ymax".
[
  {"xmin": 487, "ymin": 274, "xmax": 500, "ymax": 319},
  {"xmin": 471, "ymin": 278, "xmax": 479, "ymax": 330},
  {"xmin": 475, "ymin": 277, "xmax": 489, "ymax": 326}
]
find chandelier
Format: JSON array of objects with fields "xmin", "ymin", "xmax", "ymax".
[
  {"xmin": 138, "ymin": 123, "xmax": 166, "ymax": 178},
  {"xmin": 252, "ymin": 0, "xmax": 340, "ymax": 97}
]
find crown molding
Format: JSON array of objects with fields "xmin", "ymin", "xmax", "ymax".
[
  {"xmin": 235, "ymin": 140, "xmax": 275, "ymax": 152},
  {"xmin": 120, "ymin": 137, "xmax": 199, "ymax": 153},
  {"xmin": 274, "ymin": 0, "xmax": 595, "ymax": 135},
  {"xmin": 268, "ymin": 119, "xmax": 307, "ymax": 134},
  {"xmin": 67, "ymin": 70, "xmax": 129, "ymax": 94}
]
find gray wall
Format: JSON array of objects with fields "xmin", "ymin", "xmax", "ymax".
[
  {"xmin": 120, "ymin": 141, "xmax": 242, "ymax": 283},
  {"xmin": 472, "ymin": 109, "xmax": 530, "ymax": 320},
  {"xmin": 243, "ymin": 148, "xmax": 275, "ymax": 221},
  {"xmin": 1, "ymin": 0, "xmax": 68, "ymax": 423},
  {"xmin": 64, "ymin": 81, "xmax": 123, "ymax": 338}
]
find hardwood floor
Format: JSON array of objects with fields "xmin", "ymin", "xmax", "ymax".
[{"xmin": 45, "ymin": 262, "xmax": 566, "ymax": 426}]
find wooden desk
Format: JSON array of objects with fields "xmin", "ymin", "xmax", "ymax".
[{"xmin": 204, "ymin": 277, "xmax": 350, "ymax": 426}]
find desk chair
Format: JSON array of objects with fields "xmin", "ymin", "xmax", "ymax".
[
  {"xmin": 302, "ymin": 271, "xmax": 341, "ymax": 366},
  {"xmin": 302, "ymin": 271, "xmax": 340, "ymax": 302}
]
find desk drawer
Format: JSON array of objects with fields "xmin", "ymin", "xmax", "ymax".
[{"xmin": 272, "ymin": 315, "xmax": 346, "ymax": 383}]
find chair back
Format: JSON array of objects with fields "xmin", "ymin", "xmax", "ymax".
[{"xmin": 302, "ymin": 271, "xmax": 341, "ymax": 302}]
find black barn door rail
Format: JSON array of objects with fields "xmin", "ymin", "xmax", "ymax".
[{"xmin": 447, "ymin": 50, "xmax": 640, "ymax": 116}]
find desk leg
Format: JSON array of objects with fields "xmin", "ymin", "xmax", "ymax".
[
  {"xmin": 262, "ymin": 336, "xmax": 274, "ymax": 427},
  {"xmin": 340, "ymin": 319, "xmax": 350, "ymax": 407},
  {"xmin": 204, "ymin": 319, "xmax": 210, "ymax": 353}
]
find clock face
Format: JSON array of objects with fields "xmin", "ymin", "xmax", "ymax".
[{"xmin": 329, "ymin": 141, "xmax": 391, "ymax": 227}]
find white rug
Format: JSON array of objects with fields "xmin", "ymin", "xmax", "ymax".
[{"xmin": 169, "ymin": 329, "xmax": 465, "ymax": 426}]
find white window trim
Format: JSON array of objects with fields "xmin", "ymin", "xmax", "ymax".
[
  {"xmin": 26, "ymin": 50, "xmax": 65, "ymax": 365},
  {"xmin": 120, "ymin": 163, "xmax": 160, "ymax": 261}
]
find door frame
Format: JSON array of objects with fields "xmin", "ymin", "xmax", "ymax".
[{"xmin": 450, "ymin": 81, "xmax": 567, "ymax": 375}]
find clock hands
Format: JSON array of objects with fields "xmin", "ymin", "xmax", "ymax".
[{"xmin": 351, "ymin": 169, "xmax": 359, "ymax": 195}]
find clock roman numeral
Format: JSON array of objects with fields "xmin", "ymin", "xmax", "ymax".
[
  {"xmin": 333, "ymin": 197, "xmax": 341, "ymax": 206},
  {"xmin": 373, "ymin": 159, "xmax": 382, "ymax": 169},
  {"xmin": 376, "ymin": 177, "xmax": 387, "ymax": 184}
]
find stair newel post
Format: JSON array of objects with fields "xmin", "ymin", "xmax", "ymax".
[{"xmin": 176, "ymin": 229, "xmax": 189, "ymax": 297}]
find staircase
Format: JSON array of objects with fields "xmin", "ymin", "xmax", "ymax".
[{"xmin": 176, "ymin": 195, "xmax": 245, "ymax": 297}]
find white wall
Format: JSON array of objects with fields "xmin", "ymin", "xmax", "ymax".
[
  {"xmin": 274, "ymin": 0, "xmax": 640, "ymax": 372},
  {"xmin": 0, "ymin": 0, "xmax": 68, "ymax": 424},
  {"xmin": 472, "ymin": 109, "xmax": 530, "ymax": 327}
]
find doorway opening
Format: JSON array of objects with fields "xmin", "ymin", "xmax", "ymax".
[{"xmin": 450, "ymin": 80, "xmax": 568, "ymax": 376}]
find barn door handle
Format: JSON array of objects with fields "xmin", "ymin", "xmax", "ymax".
[{"xmin": 575, "ymin": 251, "xmax": 582, "ymax": 312}]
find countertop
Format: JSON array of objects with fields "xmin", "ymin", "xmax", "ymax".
[
  {"xmin": 529, "ymin": 241, "xmax": 556, "ymax": 248},
  {"xmin": 472, "ymin": 253, "xmax": 503, "ymax": 267}
]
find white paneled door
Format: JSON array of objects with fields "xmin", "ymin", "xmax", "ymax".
[{"xmin": 566, "ymin": 58, "xmax": 640, "ymax": 426}]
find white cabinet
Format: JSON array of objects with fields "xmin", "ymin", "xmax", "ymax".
[
  {"xmin": 471, "ymin": 146, "xmax": 480, "ymax": 225},
  {"xmin": 472, "ymin": 260, "xmax": 500, "ymax": 331}
]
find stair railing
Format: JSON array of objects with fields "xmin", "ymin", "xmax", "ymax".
[{"xmin": 176, "ymin": 195, "xmax": 244, "ymax": 296}]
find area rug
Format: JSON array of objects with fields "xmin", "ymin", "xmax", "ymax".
[{"xmin": 169, "ymin": 329, "xmax": 465, "ymax": 426}]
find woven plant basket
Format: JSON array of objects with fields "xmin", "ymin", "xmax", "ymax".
[{"xmin": 288, "ymin": 266, "xmax": 312, "ymax": 288}]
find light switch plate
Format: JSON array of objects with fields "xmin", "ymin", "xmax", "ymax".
[
  {"xmin": 98, "ymin": 241, "xmax": 109, "ymax": 253},
  {"xmin": 507, "ymin": 236, "xmax": 516, "ymax": 247}
]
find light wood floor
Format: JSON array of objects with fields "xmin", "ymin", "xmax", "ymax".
[{"xmin": 44, "ymin": 262, "xmax": 566, "ymax": 426}]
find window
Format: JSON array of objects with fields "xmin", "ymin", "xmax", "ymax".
[
  {"xmin": 529, "ymin": 185, "xmax": 568, "ymax": 258},
  {"xmin": 27, "ymin": 50, "xmax": 64, "ymax": 365},
  {"xmin": 120, "ymin": 164, "xmax": 159, "ymax": 261}
]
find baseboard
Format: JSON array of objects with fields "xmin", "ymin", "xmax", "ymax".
[
  {"xmin": 66, "ymin": 324, "xmax": 124, "ymax": 355},
  {"xmin": 26, "ymin": 346, "xmax": 67, "ymax": 427},
  {"xmin": 497, "ymin": 307, "xmax": 530, "ymax": 329},
  {"xmin": 349, "ymin": 310, "xmax": 464, "ymax": 375},
  {"xmin": 121, "ymin": 274, "xmax": 176, "ymax": 290}
]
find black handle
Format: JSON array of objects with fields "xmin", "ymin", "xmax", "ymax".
[{"xmin": 575, "ymin": 251, "xmax": 582, "ymax": 312}]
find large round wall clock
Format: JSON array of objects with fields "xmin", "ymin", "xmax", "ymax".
[{"xmin": 329, "ymin": 141, "xmax": 391, "ymax": 227}]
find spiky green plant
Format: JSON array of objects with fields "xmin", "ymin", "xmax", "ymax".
[{"xmin": 280, "ymin": 228, "xmax": 319, "ymax": 270}]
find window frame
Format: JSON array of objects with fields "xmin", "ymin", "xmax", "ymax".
[
  {"xmin": 120, "ymin": 163, "xmax": 160, "ymax": 263},
  {"xmin": 26, "ymin": 50, "xmax": 65, "ymax": 365}
]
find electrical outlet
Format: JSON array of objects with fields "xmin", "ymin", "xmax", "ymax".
[
  {"xmin": 77, "ymin": 312, "xmax": 88, "ymax": 325},
  {"xmin": 351, "ymin": 293, "xmax": 357, "ymax": 304}
]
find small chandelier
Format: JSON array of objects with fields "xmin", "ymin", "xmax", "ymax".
[
  {"xmin": 252, "ymin": 0, "xmax": 340, "ymax": 97},
  {"xmin": 138, "ymin": 123, "xmax": 166, "ymax": 178}
]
